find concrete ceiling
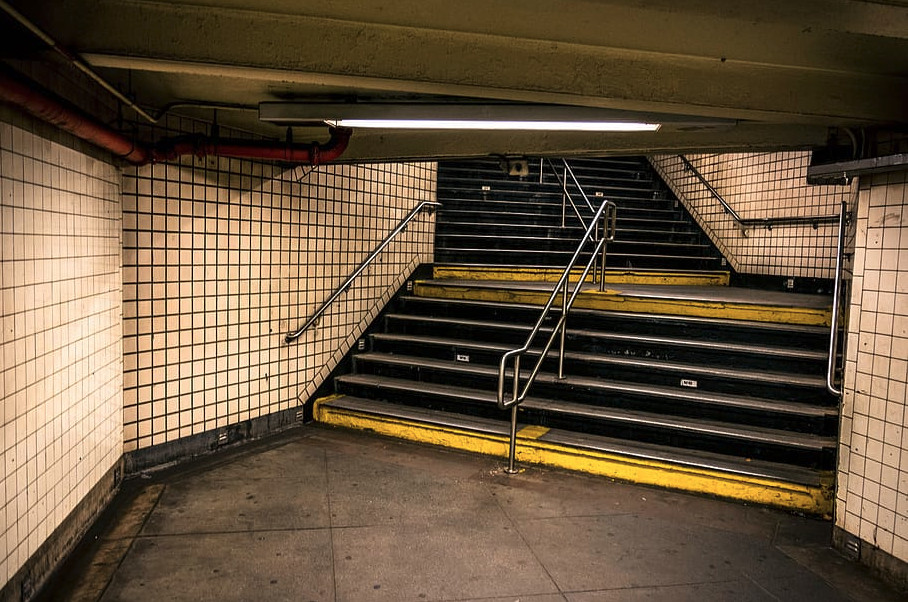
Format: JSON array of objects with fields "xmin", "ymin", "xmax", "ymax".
[{"xmin": 4, "ymin": 0, "xmax": 908, "ymax": 161}]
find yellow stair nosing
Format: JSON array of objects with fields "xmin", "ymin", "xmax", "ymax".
[
  {"xmin": 412, "ymin": 281, "xmax": 831, "ymax": 327},
  {"xmin": 432, "ymin": 265, "xmax": 731, "ymax": 287}
]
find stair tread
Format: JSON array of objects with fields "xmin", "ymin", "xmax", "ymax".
[
  {"xmin": 385, "ymin": 314, "xmax": 827, "ymax": 361},
  {"xmin": 370, "ymin": 332, "xmax": 829, "ymax": 390},
  {"xmin": 438, "ymin": 247, "xmax": 717, "ymax": 261},
  {"xmin": 350, "ymin": 352, "xmax": 834, "ymax": 419},
  {"xmin": 418, "ymin": 279, "xmax": 831, "ymax": 311},
  {"xmin": 433, "ymin": 262, "xmax": 728, "ymax": 275},
  {"xmin": 335, "ymin": 373, "xmax": 836, "ymax": 450},
  {"xmin": 438, "ymin": 233, "xmax": 713, "ymax": 249},
  {"xmin": 398, "ymin": 295, "xmax": 827, "ymax": 335},
  {"xmin": 437, "ymin": 223, "xmax": 703, "ymax": 236},
  {"xmin": 437, "ymin": 209, "xmax": 689, "ymax": 221},
  {"xmin": 323, "ymin": 394, "xmax": 827, "ymax": 486}
]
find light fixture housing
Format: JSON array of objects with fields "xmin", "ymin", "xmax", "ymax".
[{"xmin": 259, "ymin": 102, "xmax": 669, "ymax": 132}]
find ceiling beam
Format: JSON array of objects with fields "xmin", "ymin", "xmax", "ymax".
[{"xmin": 22, "ymin": 0, "xmax": 908, "ymax": 125}]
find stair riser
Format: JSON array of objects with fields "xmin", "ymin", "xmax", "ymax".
[
  {"xmin": 437, "ymin": 224, "xmax": 706, "ymax": 244},
  {"xmin": 369, "ymin": 337, "xmax": 834, "ymax": 406},
  {"xmin": 438, "ymin": 206, "xmax": 686, "ymax": 222},
  {"xmin": 395, "ymin": 298, "xmax": 830, "ymax": 349},
  {"xmin": 384, "ymin": 317, "xmax": 826, "ymax": 373},
  {"xmin": 435, "ymin": 235, "xmax": 716, "ymax": 256},
  {"xmin": 335, "ymin": 378, "xmax": 503, "ymax": 422},
  {"xmin": 436, "ymin": 211, "xmax": 696, "ymax": 231},
  {"xmin": 434, "ymin": 250, "xmax": 721, "ymax": 270},
  {"xmin": 350, "ymin": 355, "xmax": 834, "ymax": 435},
  {"xmin": 439, "ymin": 189, "xmax": 669, "ymax": 207}
]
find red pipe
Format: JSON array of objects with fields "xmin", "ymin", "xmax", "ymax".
[
  {"xmin": 0, "ymin": 67, "xmax": 351, "ymax": 166},
  {"xmin": 0, "ymin": 67, "xmax": 149, "ymax": 163},
  {"xmin": 149, "ymin": 129, "xmax": 352, "ymax": 166}
]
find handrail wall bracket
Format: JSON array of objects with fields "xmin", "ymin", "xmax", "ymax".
[{"xmin": 678, "ymin": 155, "xmax": 844, "ymax": 234}]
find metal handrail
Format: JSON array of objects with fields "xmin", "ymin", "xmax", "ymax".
[
  {"xmin": 678, "ymin": 155, "xmax": 843, "ymax": 233},
  {"xmin": 561, "ymin": 159, "xmax": 615, "ymax": 286},
  {"xmin": 678, "ymin": 155, "xmax": 744, "ymax": 226},
  {"xmin": 547, "ymin": 158, "xmax": 595, "ymax": 231},
  {"xmin": 497, "ymin": 197, "xmax": 617, "ymax": 473},
  {"xmin": 284, "ymin": 200, "xmax": 441, "ymax": 343},
  {"xmin": 826, "ymin": 200, "xmax": 848, "ymax": 396},
  {"xmin": 680, "ymin": 154, "xmax": 849, "ymax": 396}
]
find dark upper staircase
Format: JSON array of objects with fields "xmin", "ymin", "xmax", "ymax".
[
  {"xmin": 315, "ymin": 157, "xmax": 837, "ymax": 514},
  {"xmin": 434, "ymin": 157, "xmax": 725, "ymax": 271}
]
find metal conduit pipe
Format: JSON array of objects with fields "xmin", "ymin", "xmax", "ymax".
[
  {"xmin": 0, "ymin": 67, "xmax": 352, "ymax": 165},
  {"xmin": 0, "ymin": 67, "xmax": 151, "ymax": 163}
]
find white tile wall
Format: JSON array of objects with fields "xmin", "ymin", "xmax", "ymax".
[
  {"xmin": 121, "ymin": 152, "xmax": 436, "ymax": 451},
  {"xmin": 651, "ymin": 152, "xmax": 856, "ymax": 279},
  {"xmin": 837, "ymin": 171, "xmax": 908, "ymax": 563},
  {"xmin": 0, "ymin": 122, "xmax": 123, "ymax": 585}
]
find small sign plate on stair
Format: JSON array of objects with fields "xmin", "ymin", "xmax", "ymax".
[
  {"xmin": 481, "ymin": 185, "xmax": 491, "ymax": 191},
  {"xmin": 681, "ymin": 379, "xmax": 698, "ymax": 388},
  {"xmin": 456, "ymin": 354, "xmax": 470, "ymax": 363}
]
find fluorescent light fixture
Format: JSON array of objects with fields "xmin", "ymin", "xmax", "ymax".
[
  {"xmin": 259, "ymin": 102, "xmax": 674, "ymax": 132},
  {"xmin": 326, "ymin": 119, "xmax": 660, "ymax": 131}
]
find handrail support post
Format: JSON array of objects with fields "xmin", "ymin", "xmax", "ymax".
[
  {"xmin": 506, "ymin": 405, "xmax": 519, "ymax": 474},
  {"xmin": 497, "ymin": 172, "xmax": 617, "ymax": 474}
]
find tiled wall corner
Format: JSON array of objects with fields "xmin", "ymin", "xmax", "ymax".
[
  {"xmin": 651, "ymin": 152, "xmax": 856, "ymax": 279},
  {"xmin": 121, "ymin": 148, "xmax": 436, "ymax": 453},
  {"xmin": 0, "ymin": 121, "xmax": 123, "ymax": 585},
  {"xmin": 836, "ymin": 171, "xmax": 908, "ymax": 563}
]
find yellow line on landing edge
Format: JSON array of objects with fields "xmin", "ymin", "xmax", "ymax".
[
  {"xmin": 413, "ymin": 282, "xmax": 831, "ymax": 327},
  {"xmin": 432, "ymin": 265, "xmax": 730, "ymax": 287},
  {"xmin": 517, "ymin": 425, "xmax": 550, "ymax": 439},
  {"xmin": 313, "ymin": 399, "xmax": 834, "ymax": 516}
]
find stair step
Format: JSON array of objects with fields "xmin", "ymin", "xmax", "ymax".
[
  {"xmin": 436, "ymin": 210, "xmax": 697, "ymax": 231},
  {"xmin": 381, "ymin": 316, "xmax": 826, "ymax": 365},
  {"xmin": 430, "ymin": 265, "xmax": 731, "ymax": 286},
  {"xmin": 435, "ymin": 247, "xmax": 719, "ymax": 262},
  {"xmin": 436, "ymin": 222, "xmax": 705, "ymax": 240},
  {"xmin": 318, "ymin": 394, "xmax": 827, "ymax": 487},
  {"xmin": 369, "ymin": 332, "xmax": 830, "ymax": 394},
  {"xmin": 412, "ymin": 280, "xmax": 832, "ymax": 327},
  {"xmin": 335, "ymin": 371, "xmax": 836, "ymax": 461},
  {"xmin": 397, "ymin": 295, "xmax": 825, "ymax": 346},
  {"xmin": 349, "ymin": 352, "xmax": 833, "ymax": 423}
]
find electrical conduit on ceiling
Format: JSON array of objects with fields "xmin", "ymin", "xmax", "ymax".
[{"xmin": 0, "ymin": 67, "xmax": 352, "ymax": 165}]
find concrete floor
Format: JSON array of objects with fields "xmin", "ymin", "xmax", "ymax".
[{"xmin": 42, "ymin": 426, "xmax": 903, "ymax": 602}]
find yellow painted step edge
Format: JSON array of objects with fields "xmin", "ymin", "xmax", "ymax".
[
  {"xmin": 413, "ymin": 282, "xmax": 832, "ymax": 327},
  {"xmin": 313, "ymin": 399, "xmax": 833, "ymax": 516},
  {"xmin": 433, "ymin": 265, "xmax": 730, "ymax": 287}
]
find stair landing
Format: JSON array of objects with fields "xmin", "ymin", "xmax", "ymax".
[{"xmin": 413, "ymin": 278, "xmax": 833, "ymax": 327}]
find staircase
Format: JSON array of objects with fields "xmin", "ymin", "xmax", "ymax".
[
  {"xmin": 434, "ymin": 157, "xmax": 725, "ymax": 271},
  {"xmin": 313, "ymin": 157, "xmax": 837, "ymax": 515}
]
